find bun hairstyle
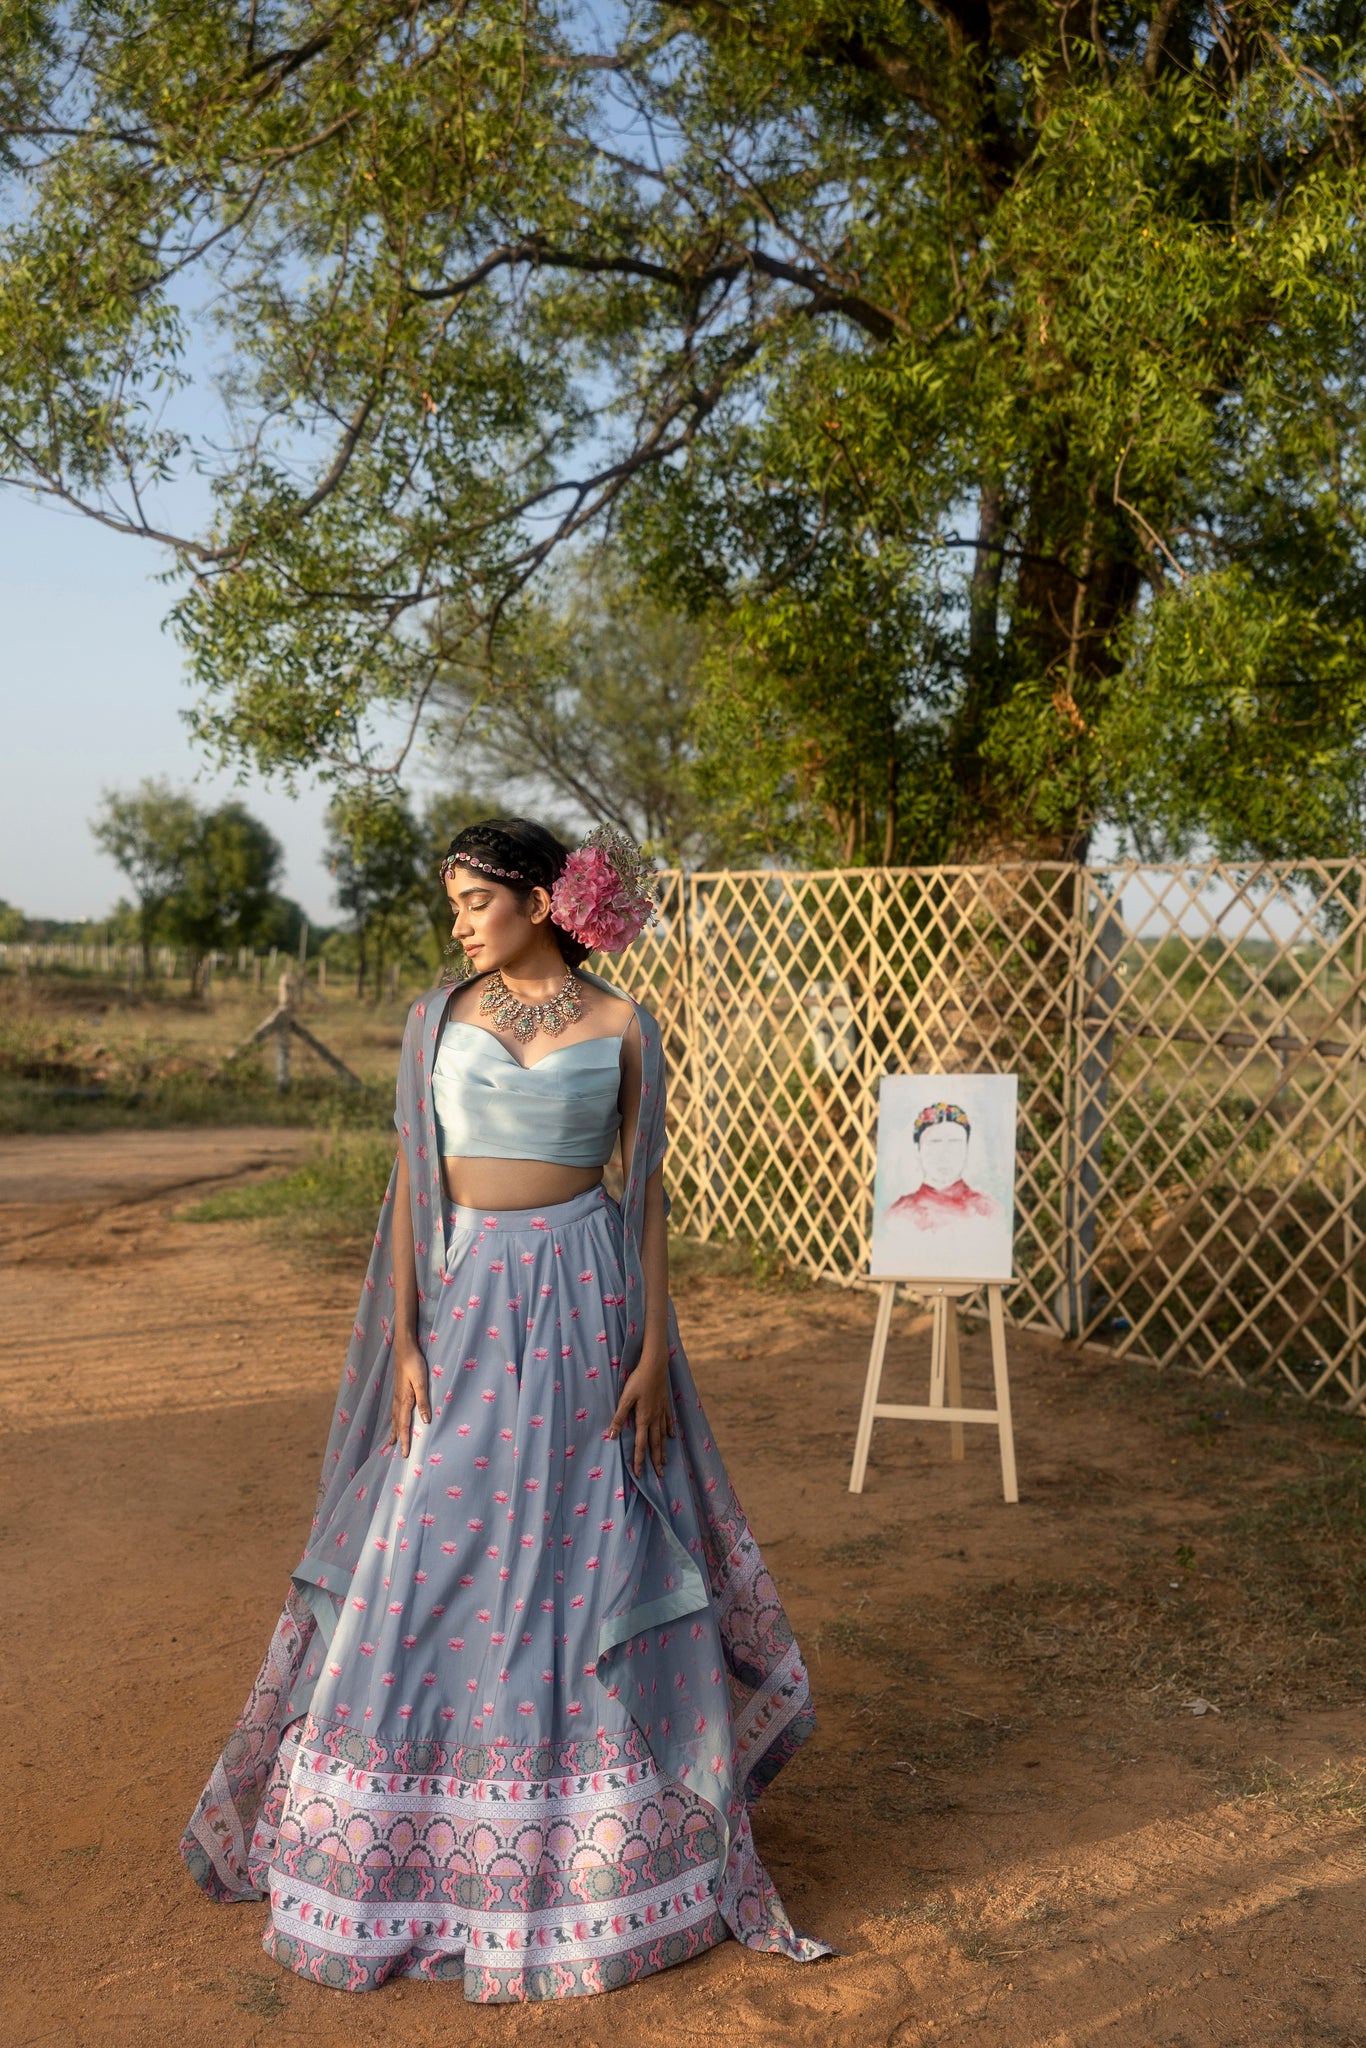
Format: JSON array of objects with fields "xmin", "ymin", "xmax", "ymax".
[{"xmin": 441, "ymin": 817, "xmax": 593, "ymax": 969}]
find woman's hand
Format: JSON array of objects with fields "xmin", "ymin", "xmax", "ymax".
[
  {"xmin": 607, "ymin": 1348, "xmax": 676, "ymax": 1477},
  {"xmin": 387, "ymin": 1342, "xmax": 431, "ymax": 1457}
]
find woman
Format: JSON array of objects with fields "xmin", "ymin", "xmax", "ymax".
[{"xmin": 179, "ymin": 817, "xmax": 828, "ymax": 2003}]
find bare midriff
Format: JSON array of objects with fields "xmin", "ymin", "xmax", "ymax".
[{"xmin": 439, "ymin": 1157, "xmax": 605, "ymax": 1211}]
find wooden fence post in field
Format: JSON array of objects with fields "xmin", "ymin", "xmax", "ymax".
[
  {"xmin": 223, "ymin": 968, "xmax": 362, "ymax": 1094},
  {"xmin": 275, "ymin": 971, "xmax": 292, "ymax": 1091}
]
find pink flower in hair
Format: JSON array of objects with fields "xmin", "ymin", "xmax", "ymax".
[{"xmin": 550, "ymin": 825, "xmax": 659, "ymax": 954}]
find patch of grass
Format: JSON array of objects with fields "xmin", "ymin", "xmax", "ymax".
[
  {"xmin": 183, "ymin": 1126, "xmax": 396, "ymax": 1264},
  {"xmin": 1218, "ymin": 1757, "xmax": 1366, "ymax": 1827},
  {"xmin": 226, "ymin": 1967, "xmax": 285, "ymax": 2018},
  {"xmin": 1080, "ymin": 1344, "xmax": 1366, "ymax": 1458},
  {"xmin": 955, "ymin": 1508, "xmax": 1366, "ymax": 1714},
  {"xmin": 667, "ymin": 1227, "xmax": 814, "ymax": 1292},
  {"xmin": 820, "ymin": 1525, "xmax": 912, "ymax": 1567},
  {"xmin": 0, "ymin": 1072, "xmax": 383, "ymax": 1134},
  {"xmin": 899, "ymin": 1895, "xmax": 1020, "ymax": 1963},
  {"xmin": 1225, "ymin": 1459, "xmax": 1366, "ymax": 1630},
  {"xmin": 0, "ymin": 981, "xmax": 390, "ymax": 1132},
  {"xmin": 814, "ymin": 1612, "xmax": 929, "ymax": 1679},
  {"xmin": 1017, "ymin": 1898, "xmax": 1064, "ymax": 1926}
]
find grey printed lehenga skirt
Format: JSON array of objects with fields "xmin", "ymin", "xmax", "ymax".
[{"xmin": 179, "ymin": 1185, "xmax": 829, "ymax": 2000}]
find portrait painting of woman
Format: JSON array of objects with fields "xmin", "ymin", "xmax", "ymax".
[{"xmin": 870, "ymin": 1073, "xmax": 1018, "ymax": 1281}]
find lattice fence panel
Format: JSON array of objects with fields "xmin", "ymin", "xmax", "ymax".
[
  {"xmin": 1073, "ymin": 863, "xmax": 1366, "ymax": 1409},
  {"xmin": 637, "ymin": 860, "xmax": 1366, "ymax": 1414}
]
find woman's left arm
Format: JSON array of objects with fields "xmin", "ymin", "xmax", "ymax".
[{"xmin": 608, "ymin": 1015, "xmax": 676, "ymax": 1477}]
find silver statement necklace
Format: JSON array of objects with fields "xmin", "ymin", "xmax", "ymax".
[{"xmin": 478, "ymin": 966, "xmax": 584, "ymax": 1044}]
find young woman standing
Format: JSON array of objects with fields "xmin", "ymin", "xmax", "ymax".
[{"xmin": 179, "ymin": 817, "xmax": 828, "ymax": 2003}]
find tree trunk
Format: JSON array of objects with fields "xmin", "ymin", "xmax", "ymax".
[
  {"xmin": 969, "ymin": 480, "xmax": 1007, "ymax": 680},
  {"xmin": 953, "ymin": 457, "xmax": 1141, "ymax": 859},
  {"xmin": 948, "ymin": 481, "xmax": 1012, "ymax": 845}
]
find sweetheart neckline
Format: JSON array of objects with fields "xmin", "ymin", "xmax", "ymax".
[{"xmin": 443, "ymin": 1018, "xmax": 626, "ymax": 1074}]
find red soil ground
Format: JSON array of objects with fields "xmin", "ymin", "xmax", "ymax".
[{"xmin": 1, "ymin": 1128, "xmax": 1362, "ymax": 2048}]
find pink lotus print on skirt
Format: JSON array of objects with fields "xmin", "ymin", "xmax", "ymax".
[{"xmin": 178, "ymin": 978, "xmax": 829, "ymax": 2003}]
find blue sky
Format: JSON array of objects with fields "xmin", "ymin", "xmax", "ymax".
[{"xmin": 1, "ymin": 487, "xmax": 340, "ymax": 925}]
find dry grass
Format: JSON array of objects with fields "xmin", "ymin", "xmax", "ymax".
[
  {"xmin": 1214, "ymin": 1756, "xmax": 1366, "ymax": 1826},
  {"xmin": 181, "ymin": 1126, "xmax": 398, "ymax": 1268},
  {"xmin": 939, "ymin": 1399, "xmax": 1366, "ymax": 1725},
  {"xmin": 0, "ymin": 973, "xmax": 396, "ymax": 1132}
]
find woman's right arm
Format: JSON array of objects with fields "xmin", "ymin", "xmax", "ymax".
[{"xmin": 386, "ymin": 1146, "xmax": 432, "ymax": 1457}]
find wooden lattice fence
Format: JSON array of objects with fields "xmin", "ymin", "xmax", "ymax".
[{"xmin": 628, "ymin": 862, "xmax": 1366, "ymax": 1415}]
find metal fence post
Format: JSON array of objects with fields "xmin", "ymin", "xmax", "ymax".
[
  {"xmin": 1347, "ymin": 899, "xmax": 1364, "ymax": 1405},
  {"xmin": 683, "ymin": 873, "xmax": 713, "ymax": 1240},
  {"xmin": 1069, "ymin": 880, "xmax": 1124, "ymax": 1337},
  {"xmin": 1052, "ymin": 870, "xmax": 1086, "ymax": 1336}
]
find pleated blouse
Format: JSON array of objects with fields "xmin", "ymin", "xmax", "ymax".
[{"xmin": 430, "ymin": 1020, "xmax": 624, "ymax": 1167}]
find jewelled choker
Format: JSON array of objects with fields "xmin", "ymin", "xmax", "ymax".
[{"xmin": 478, "ymin": 967, "xmax": 584, "ymax": 1043}]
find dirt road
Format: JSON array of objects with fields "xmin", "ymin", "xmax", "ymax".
[{"xmin": 1, "ymin": 1130, "xmax": 1362, "ymax": 2048}]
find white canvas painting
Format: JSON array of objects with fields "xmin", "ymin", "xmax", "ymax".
[{"xmin": 869, "ymin": 1073, "xmax": 1018, "ymax": 1282}]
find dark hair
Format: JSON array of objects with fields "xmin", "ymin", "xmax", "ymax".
[{"xmin": 442, "ymin": 816, "xmax": 592, "ymax": 968}]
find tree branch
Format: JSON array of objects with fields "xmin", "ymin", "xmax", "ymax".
[
  {"xmin": 408, "ymin": 236, "xmax": 901, "ymax": 341},
  {"xmin": 1142, "ymin": 0, "xmax": 1183, "ymax": 82}
]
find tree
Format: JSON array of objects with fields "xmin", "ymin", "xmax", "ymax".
[
  {"xmin": 11, "ymin": 4, "xmax": 1366, "ymax": 861},
  {"xmin": 90, "ymin": 781, "xmax": 199, "ymax": 974},
  {"xmin": 434, "ymin": 558, "xmax": 714, "ymax": 865},
  {"xmin": 325, "ymin": 790, "xmax": 426, "ymax": 1000},
  {"xmin": 163, "ymin": 802, "xmax": 285, "ymax": 990}
]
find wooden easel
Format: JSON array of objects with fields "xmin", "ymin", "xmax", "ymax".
[{"xmin": 848, "ymin": 1281, "xmax": 1019, "ymax": 1503}]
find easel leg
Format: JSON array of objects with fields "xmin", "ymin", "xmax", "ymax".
[
  {"xmin": 849, "ymin": 1282, "xmax": 896, "ymax": 1494},
  {"xmin": 988, "ymin": 1285, "xmax": 1019, "ymax": 1504},
  {"xmin": 946, "ymin": 1300, "xmax": 965, "ymax": 1462},
  {"xmin": 928, "ymin": 1293, "xmax": 946, "ymax": 1408}
]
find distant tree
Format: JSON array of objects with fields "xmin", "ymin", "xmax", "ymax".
[
  {"xmin": 325, "ymin": 791, "xmax": 426, "ymax": 1001},
  {"xmin": 251, "ymin": 892, "xmax": 313, "ymax": 956},
  {"xmin": 164, "ymin": 802, "xmax": 285, "ymax": 992},
  {"xmin": 433, "ymin": 560, "xmax": 712, "ymax": 866},
  {"xmin": 90, "ymin": 781, "xmax": 199, "ymax": 975},
  {"xmin": 0, "ymin": 901, "xmax": 24, "ymax": 942}
]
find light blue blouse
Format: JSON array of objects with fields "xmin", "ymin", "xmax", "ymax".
[{"xmin": 430, "ymin": 1020, "xmax": 624, "ymax": 1166}]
